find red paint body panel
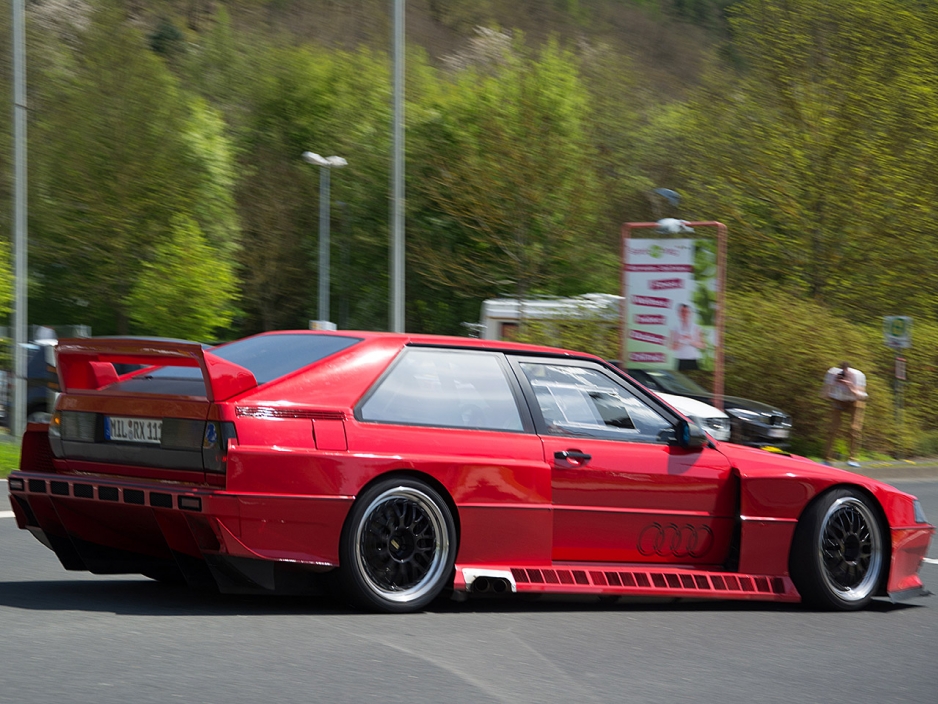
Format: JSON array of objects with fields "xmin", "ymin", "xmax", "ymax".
[
  {"xmin": 237, "ymin": 496, "xmax": 350, "ymax": 564},
  {"xmin": 544, "ymin": 437, "xmax": 735, "ymax": 564},
  {"xmin": 888, "ymin": 527, "xmax": 933, "ymax": 593},
  {"xmin": 8, "ymin": 331, "xmax": 934, "ymax": 605},
  {"xmin": 312, "ymin": 419, "xmax": 347, "ymax": 451},
  {"xmin": 457, "ymin": 506, "xmax": 553, "ymax": 565},
  {"xmin": 737, "ymin": 519, "xmax": 797, "ymax": 575}
]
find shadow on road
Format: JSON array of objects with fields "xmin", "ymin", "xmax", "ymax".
[
  {"xmin": 0, "ymin": 579, "xmax": 924, "ymax": 616},
  {"xmin": 0, "ymin": 580, "xmax": 355, "ymax": 616}
]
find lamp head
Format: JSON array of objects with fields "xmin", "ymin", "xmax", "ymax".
[
  {"xmin": 656, "ymin": 218, "xmax": 694, "ymax": 235},
  {"xmin": 302, "ymin": 151, "xmax": 329, "ymax": 166},
  {"xmin": 302, "ymin": 152, "xmax": 347, "ymax": 168}
]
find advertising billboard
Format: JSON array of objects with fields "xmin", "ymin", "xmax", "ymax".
[{"xmin": 624, "ymin": 238, "xmax": 717, "ymax": 371}]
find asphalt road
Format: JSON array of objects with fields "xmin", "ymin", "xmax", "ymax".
[{"xmin": 1, "ymin": 480, "xmax": 937, "ymax": 704}]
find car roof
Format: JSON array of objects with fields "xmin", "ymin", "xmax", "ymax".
[{"xmin": 243, "ymin": 330, "xmax": 604, "ymax": 361}]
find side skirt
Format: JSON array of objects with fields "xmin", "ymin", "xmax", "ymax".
[{"xmin": 454, "ymin": 563, "xmax": 800, "ymax": 602}]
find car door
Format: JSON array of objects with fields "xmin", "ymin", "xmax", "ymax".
[{"xmin": 511, "ymin": 357, "xmax": 737, "ymax": 567}]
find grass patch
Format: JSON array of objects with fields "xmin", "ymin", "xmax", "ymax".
[{"xmin": 0, "ymin": 440, "xmax": 21, "ymax": 478}]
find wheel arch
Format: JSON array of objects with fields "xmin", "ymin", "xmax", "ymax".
[
  {"xmin": 789, "ymin": 482, "xmax": 892, "ymax": 596},
  {"xmin": 346, "ymin": 468, "xmax": 462, "ymax": 548}
]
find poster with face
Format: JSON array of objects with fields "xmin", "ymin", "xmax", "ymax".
[{"xmin": 624, "ymin": 238, "xmax": 717, "ymax": 371}]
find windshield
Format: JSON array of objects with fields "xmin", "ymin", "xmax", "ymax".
[{"xmin": 639, "ymin": 369, "xmax": 709, "ymax": 396}]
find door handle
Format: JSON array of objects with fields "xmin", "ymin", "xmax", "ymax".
[{"xmin": 554, "ymin": 449, "xmax": 591, "ymax": 467}]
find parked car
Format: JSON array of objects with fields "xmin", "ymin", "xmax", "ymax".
[
  {"xmin": 656, "ymin": 392, "xmax": 730, "ymax": 442},
  {"xmin": 627, "ymin": 367, "xmax": 792, "ymax": 446},
  {"xmin": 8, "ymin": 332, "xmax": 932, "ymax": 613},
  {"xmin": 0, "ymin": 342, "xmax": 59, "ymax": 427}
]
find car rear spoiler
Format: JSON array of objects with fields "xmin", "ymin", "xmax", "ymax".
[{"xmin": 56, "ymin": 338, "xmax": 258, "ymax": 402}]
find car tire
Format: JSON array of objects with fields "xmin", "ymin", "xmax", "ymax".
[
  {"xmin": 338, "ymin": 477, "xmax": 457, "ymax": 613},
  {"xmin": 790, "ymin": 488, "xmax": 886, "ymax": 611}
]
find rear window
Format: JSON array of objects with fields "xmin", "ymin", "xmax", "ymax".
[
  {"xmin": 209, "ymin": 333, "xmax": 361, "ymax": 384},
  {"xmin": 113, "ymin": 334, "xmax": 361, "ymax": 393}
]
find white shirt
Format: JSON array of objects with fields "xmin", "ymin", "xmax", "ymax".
[
  {"xmin": 672, "ymin": 321, "xmax": 702, "ymax": 361},
  {"xmin": 824, "ymin": 367, "xmax": 868, "ymax": 402}
]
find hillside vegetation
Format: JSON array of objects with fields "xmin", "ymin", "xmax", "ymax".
[{"xmin": 1, "ymin": 0, "xmax": 937, "ymax": 456}]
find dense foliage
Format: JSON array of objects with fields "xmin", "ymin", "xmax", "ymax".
[{"xmin": 1, "ymin": 0, "xmax": 936, "ymax": 454}]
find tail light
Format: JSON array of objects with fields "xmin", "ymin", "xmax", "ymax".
[
  {"xmin": 49, "ymin": 410, "xmax": 96, "ymax": 458},
  {"xmin": 202, "ymin": 421, "xmax": 238, "ymax": 474},
  {"xmin": 61, "ymin": 411, "xmax": 97, "ymax": 442}
]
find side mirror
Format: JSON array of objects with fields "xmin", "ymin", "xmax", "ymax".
[{"xmin": 673, "ymin": 419, "xmax": 708, "ymax": 450}]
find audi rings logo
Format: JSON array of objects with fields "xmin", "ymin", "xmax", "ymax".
[{"xmin": 638, "ymin": 522, "xmax": 714, "ymax": 558}]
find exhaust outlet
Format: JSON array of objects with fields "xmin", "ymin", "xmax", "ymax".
[{"xmin": 461, "ymin": 569, "xmax": 517, "ymax": 595}]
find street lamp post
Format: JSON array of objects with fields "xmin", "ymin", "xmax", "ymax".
[
  {"xmin": 302, "ymin": 152, "xmax": 347, "ymax": 325},
  {"xmin": 12, "ymin": 0, "xmax": 28, "ymax": 437},
  {"xmin": 391, "ymin": 0, "xmax": 405, "ymax": 332}
]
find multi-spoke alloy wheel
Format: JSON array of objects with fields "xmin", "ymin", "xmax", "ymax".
[
  {"xmin": 818, "ymin": 497, "xmax": 883, "ymax": 601},
  {"xmin": 791, "ymin": 488, "xmax": 885, "ymax": 611},
  {"xmin": 339, "ymin": 478, "xmax": 456, "ymax": 612}
]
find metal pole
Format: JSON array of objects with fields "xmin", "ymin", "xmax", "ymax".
[
  {"xmin": 390, "ymin": 0, "xmax": 405, "ymax": 332},
  {"xmin": 318, "ymin": 166, "xmax": 331, "ymax": 323},
  {"xmin": 13, "ymin": 0, "xmax": 28, "ymax": 438},
  {"xmin": 620, "ymin": 223, "xmax": 631, "ymax": 365},
  {"xmin": 713, "ymin": 223, "xmax": 727, "ymax": 411}
]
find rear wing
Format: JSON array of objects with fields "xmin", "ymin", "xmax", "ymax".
[{"xmin": 56, "ymin": 338, "xmax": 257, "ymax": 402}]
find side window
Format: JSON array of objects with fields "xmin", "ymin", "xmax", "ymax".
[
  {"xmin": 359, "ymin": 348, "xmax": 524, "ymax": 432},
  {"xmin": 519, "ymin": 362, "xmax": 671, "ymax": 443}
]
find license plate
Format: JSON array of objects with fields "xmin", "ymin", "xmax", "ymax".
[
  {"xmin": 105, "ymin": 416, "xmax": 162, "ymax": 444},
  {"xmin": 767, "ymin": 427, "xmax": 789, "ymax": 439}
]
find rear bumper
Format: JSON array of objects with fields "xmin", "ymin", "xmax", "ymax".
[{"xmin": 8, "ymin": 470, "xmax": 350, "ymax": 594}]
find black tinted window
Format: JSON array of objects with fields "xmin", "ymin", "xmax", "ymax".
[
  {"xmin": 129, "ymin": 334, "xmax": 360, "ymax": 390},
  {"xmin": 360, "ymin": 349, "xmax": 524, "ymax": 432},
  {"xmin": 211, "ymin": 334, "xmax": 360, "ymax": 384}
]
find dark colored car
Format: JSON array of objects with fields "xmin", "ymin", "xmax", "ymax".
[
  {"xmin": 626, "ymin": 368, "xmax": 792, "ymax": 447},
  {"xmin": 0, "ymin": 343, "xmax": 59, "ymax": 427},
  {"xmin": 7, "ymin": 332, "xmax": 932, "ymax": 614}
]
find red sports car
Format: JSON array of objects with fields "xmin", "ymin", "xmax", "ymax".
[{"xmin": 7, "ymin": 332, "xmax": 933, "ymax": 613}]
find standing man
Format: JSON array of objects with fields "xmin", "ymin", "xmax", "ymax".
[{"xmin": 822, "ymin": 361, "xmax": 868, "ymax": 468}]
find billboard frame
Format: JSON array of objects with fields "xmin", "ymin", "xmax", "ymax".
[{"xmin": 621, "ymin": 221, "xmax": 727, "ymax": 410}]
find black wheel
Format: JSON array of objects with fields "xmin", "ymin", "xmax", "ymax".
[
  {"xmin": 338, "ymin": 477, "xmax": 457, "ymax": 613},
  {"xmin": 790, "ymin": 488, "xmax": 886, "ymax": 611}
]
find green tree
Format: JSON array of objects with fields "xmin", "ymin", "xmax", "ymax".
[
  {"xmin": 182, "ymin": 97, "xmax": 241, "ymax": 259},
  {"xmin": 235, "ymin": 42, "xmax": 393, "ymax": 331},
  {"xmin": 30, "ymin": 4, "xmax": 240, "ymax": 335},
  {"xmin": 411, "ymin": 32, "xmax": 612, "ymax": 310},
  {"xmin": 128, "ymin": 214, "xmax": 237, "ymax": 340},
  {"xmin": 677, "ymin": 0, "xmax": 938, "ymax": 321}
]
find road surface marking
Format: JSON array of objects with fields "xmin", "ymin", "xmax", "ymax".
[
  {"xmin": 923, "ymin": 557, "xmax": 938, "ymax": 565},
  {"xmin": 0, "ymin": 511, "xmax": 14, "ymax": 519}
]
